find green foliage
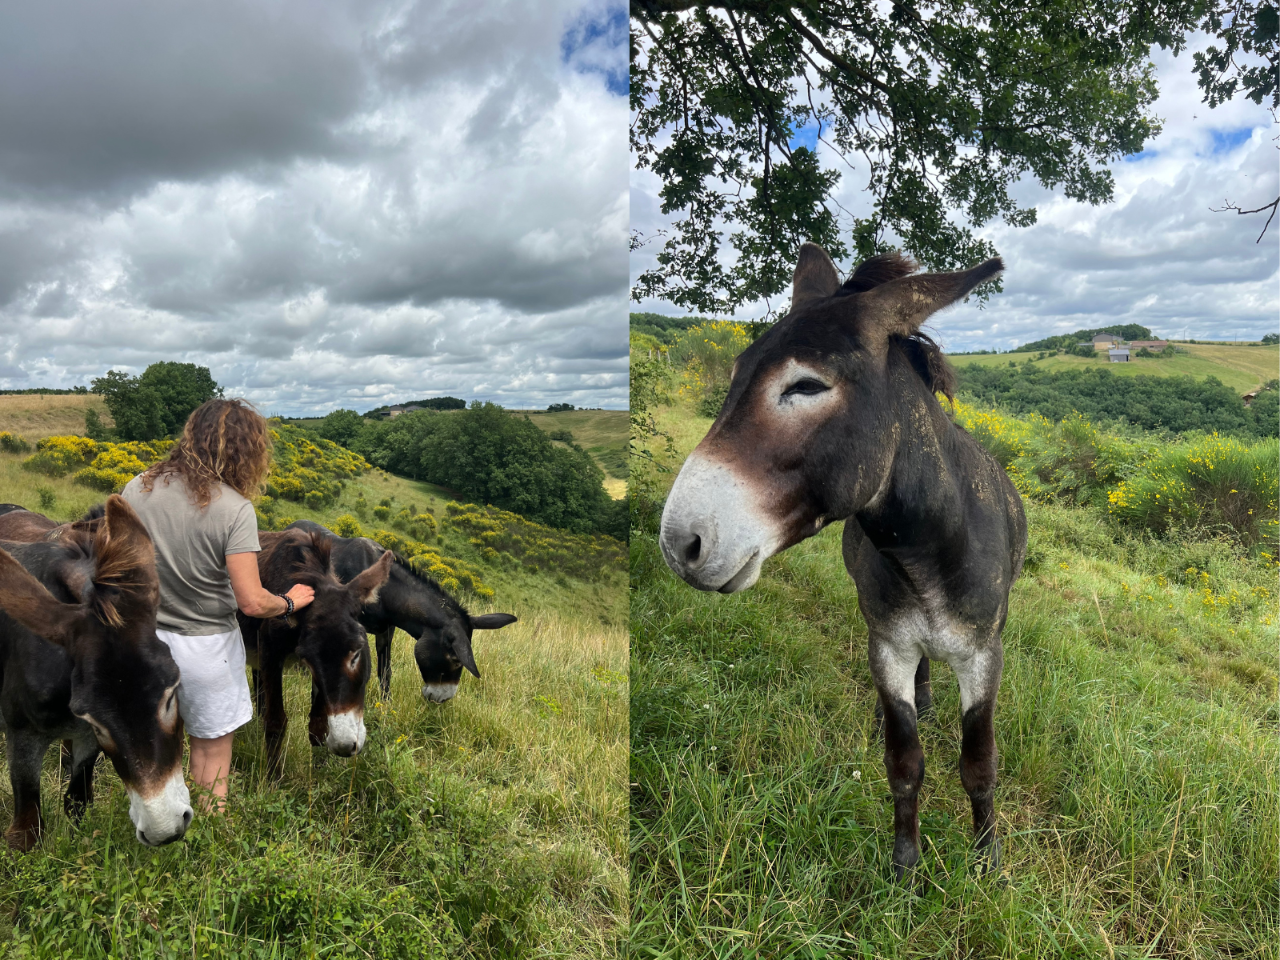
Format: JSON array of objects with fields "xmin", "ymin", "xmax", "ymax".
[
  {"xmin": 1261, "ymin": 333, "xmax": 1279, "ymax": 345},
  {"xmin": 263, "ymin": 423, "xmax": 368, "ymax": 510},
  {"xmin": 631, "ymin": 1, "xmax": 1194, "ymax": 313},
  {"xmin": 955, "ymin": 364, "xmax": 1265, "ymax": 436},
  {"xmin": 444, "ymin": 501, "xmax": 625, "ymax": 583},
  {"xmin": 629, "ymin": 312, "xmax": 705, "ymax": 345},
  {"xmin": 1108, "ymin": 434, "xmax": 1279, "ymax": 549},
  {"xmin": 547, "ymin": 429, "xmax": 575, "ymax": 442},
  {"xmin": 363, "ymin": 396, "xmax": 467, "ymax": 417},
  {"xmin": 1014, "ymin": 324, "xmax": 1153, "ymax": 353},
  {"xmin": 629, "ymin": 354, "xmax": 676, "ymax": 530},
  {"xmin": 36, "ymin": 486, "xmax": 56, "ymax": 511},
  {"xmin": 1194, "ymin": 0, "xmax": 1278, "ymax": 107},
  {"xmin": 1247, "ymin": 379, "xmax": 1279, "ymax": 438},
  {"xmin": 22, "ymin": 435, "xmax": 101, "ymax": 478},
  {"xmin": 0, "ymin": 431, "xmax": 31, "ymax": 454},
  {"xmin": 353, "ymin": 403, "xmax": 614, "ymax": 536},
  {"xmin": 315, "ymin": 408, "xmax": 367, "ymax": 446},
  {"xmin": 91, "ymin": 362, "xmax": 222, "ymax": 441},
  {"xmin": 83, "ymin": 407, "xmax": 110, "ymax": 441},
  {"xmin": 546, "ymin": 403, "xmax": 575, "ymax": 412},
  {"xmin": 671, "ymin": 320, "xmax": 752, "ymax": 410}
]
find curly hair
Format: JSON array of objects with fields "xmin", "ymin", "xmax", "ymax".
[{"xmin": 142, "ymin": 399, "xmax": 271, "ymax": 508}]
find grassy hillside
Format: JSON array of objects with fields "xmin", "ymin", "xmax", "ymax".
[
  {"xmin": 0, "ymin": 394, "xmax": 112, "ymax": 440},
  {"xmin": 630, "ymin": 396, "xmax": 1277, "ymax": 958},
  {"xmin": 951, "ymin": 344, "xmax": 1278, "ymax": 395},
  {"xmin": 0, "ymin": 434, "xmax": 627, "ymax": 957}
]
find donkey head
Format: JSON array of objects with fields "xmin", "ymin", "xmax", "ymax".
[
  {"xmin": 273, "ymin": 530, "xmax": 391, "ymax": 756},
  {"xmin": 0, "ymin": 495, "xmax": 192, "ymax": 845},
  {"xmin": 661, "ymin": 242, "xmax": 1002, "ymax": 593},
  {"xmin": 414, "ymin": 610, "xmax": 517, "ymax": 703}
]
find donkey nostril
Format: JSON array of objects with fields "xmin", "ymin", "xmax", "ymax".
[
  {"xmin": 182, "ymin": 809, "xmax": 193, "ymax": 829},
  {"xmin": 684, "ymin": 534, "xmax": 702, "ymax": 564}
]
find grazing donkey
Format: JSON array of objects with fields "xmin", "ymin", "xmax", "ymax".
[
  {"xmin": 0, "ymin": 496, "xmax": 193, "ymax": 849},
  {"xmin": 286, "ymin": 519, "xmax": 517, "ymax": 703},
  {"xmin": 238, "ymin": 529, "xmax": 391, "ymax": 774},
  {"xmin": 660, "ymin": 243, "xmax": 1027, "ymax": 878}
]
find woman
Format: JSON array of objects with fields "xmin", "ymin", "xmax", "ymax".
[{"xmin": 122, "ymin": 398, "xmax": 314, "ymax": 812}]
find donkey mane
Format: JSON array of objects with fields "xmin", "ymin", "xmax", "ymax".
[
  {"xmin": 281, "ymin": 531, "xmax": 336, "ymax": 585},
  {"xmin": 53, "ymin": 524, "xmax": 157, "ymax": 629},
  {"xmin": 389, "ymin": 552, "xmax": 470, "ymax": 621}
]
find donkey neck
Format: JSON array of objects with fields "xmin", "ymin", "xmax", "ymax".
[{"xmin": 851, "ymin": 375, "xmax": 966, "ymax": 557}]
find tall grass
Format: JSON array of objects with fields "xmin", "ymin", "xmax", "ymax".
[{"xmin": 630, "ymin": 396, "xmax": 1277, "ymax": 959}]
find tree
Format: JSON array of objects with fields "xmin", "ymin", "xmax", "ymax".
[
  {"xmin": 316, "ymin": 409, "xmax": 367, "ymax": 447},
  {"xmin": 631, "ymin": 0, "xmax": 1205, "ymax": 314},
  {"xmin": 91, "ymin": 363, "xmax": 222, "ymax": 441}
]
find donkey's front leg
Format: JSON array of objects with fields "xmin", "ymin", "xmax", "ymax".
[
  {"xmin": 258, "ymin": 656, "xmax": 289, "ymax": 777},
  {"xmin": 6, "ymin": 728, "xmax": 51, "ymax": 851},
  {"xmin": 953, "ymin": 645, "xmax": 1004, "ymax": 873},
  {"xmin": 308, "ymin": 678, "xmax": 327, "ymax": 748},
  {"xmin": 374, "ymin": 627, "xmax": 394, "ymax": 698},
  {"xmin": 62, "ymin": 724, "xmax": 100, "ymax": 821},
  {"xmin": 870, "ymin": 638, "xmax": 925, "ymax": 880}
]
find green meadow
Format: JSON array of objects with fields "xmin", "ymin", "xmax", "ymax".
[
  {"xmin": 630, "ymin": 396, "xmax": 1277, "ymax": 959},
  {"xmin": 0, "ymin": 429, "xmax": 627, "ymax": 957},
  {"xmin": 951, "ymin": 343, "xmax": 1278, "ymax": 395}
]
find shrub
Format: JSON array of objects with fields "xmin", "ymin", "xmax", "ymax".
[
  {"xmin": 373, "ymin": 505, "xmax": 391, "ymax": 522},
  {"xmin": 23, "ymin": 436, "xmax": 98, "ymax": 477},
  {"xmin": 303, "ymin": 490, "xmax": 327, "ymax": 510},
  {"xmin": 0, "ymin": 432, "xmax": 30, "ymax": 454},
  {"xmin": 36, "ymin": 487, "xmax": 56, "ymax": 511},
  {"xmin": 672, "ymin": 320, "xmax": 751, "ymax": 409},
  {"xmin": 331, "ymin": 514, "xmax": 362, "ymax": 538},
  {"xmin": 84, "ymin": 408, "xmax": 110, "ymax": 441},
  {"xmin": 1108, "ymin": 434, "xmax": 1278, "ymax": 548}
]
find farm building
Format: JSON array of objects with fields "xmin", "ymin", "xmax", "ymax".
[
  {"xmin": 1129, "ymin": 340, "xmax": 1169, "ymax": 350},
  {"xmin": 1108, "ymin": 348, "xmax": 1130, "ymax": 362},
  {"xmin": 1092, "ymin": 333, "xmax": 1122, "ymax": 349}
]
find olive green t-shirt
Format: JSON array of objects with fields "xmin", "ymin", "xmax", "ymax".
[{"xmin": 121, "ymin": 472, "xmax": 261, "ymax": 636}]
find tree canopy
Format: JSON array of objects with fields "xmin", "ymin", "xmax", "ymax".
[
  {"xmin": 91, "ymin": 362, "xmax": 222, "ymax": 441},
  {"xmin": 631, "ymin": 0, "xmax": 1218, "ymax": 314}
]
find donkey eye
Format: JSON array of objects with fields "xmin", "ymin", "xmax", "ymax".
[{"xmin": 782, "ymin": 378, "xmax": 830, "ymax": 398}]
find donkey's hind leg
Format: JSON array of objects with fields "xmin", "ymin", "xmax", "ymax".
[
  {"xmin": 375, "ymin": 627, "xmax": 394, "ymax": 698},
  {"xmin": 6, "ymin": 729, "xmax": 52, "ymax": 851},
  {"xmin": 913, "ymin": 657, "xmax": 933, "ymax": 719},
  {"xmin": 869, "ymin": 637, "xmax": 925, "ymax": 880},
  {"xmin": 953, "ymin": 646, "xmax": 1004, "ymax": 873}
]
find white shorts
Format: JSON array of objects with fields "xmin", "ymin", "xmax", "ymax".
[{"xmin": 156, "ymin": 627, "xmax": 254, "ymax": 740}]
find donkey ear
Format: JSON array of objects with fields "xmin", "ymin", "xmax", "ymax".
[
  {"xmin": 470, "ymin": 613, "xmax": 517, "ymax": 631},
  {"xmin": 347, "ymin": 550, "xmax": 392, "ymax": 606},
  {"xmin": 791, "ymin": 242, "xmax": 841, "ymax": 311},
  {"xmin": 0, "ymin": 546, "xmax": 84, "ymax": 646},
  {"xmin": 98, "ymin": 495, "xmax": 155, "ymax": 564},
  {"xmin": 858, "ymin": 258, "xmax": 1003, "ymax": 343}
]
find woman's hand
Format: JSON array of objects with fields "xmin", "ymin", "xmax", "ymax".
[{"xmin": 285, "ymin": 584, "xmax": 315, "ymax": 612}]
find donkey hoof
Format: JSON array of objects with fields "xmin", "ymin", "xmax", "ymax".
[
  {"xmin": 892, "ymin": 840, "xmax": 920, "ymax": 882},
  {"xmin": 974, "ymin": 836, "xmax": 1002, "ymax": 875},
  {"xmin": 5, "ymin": 826, "xmax": 39, "ymax": 853}
]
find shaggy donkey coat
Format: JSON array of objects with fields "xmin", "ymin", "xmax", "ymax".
[{"xmin": 660, "ymin": 244, "xmax": 1027, "ymax": 877}]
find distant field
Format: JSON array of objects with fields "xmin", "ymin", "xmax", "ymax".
[
  {"xmin": 950, "ymin": 344, "xmax": 1278, "ymax": 394},
  {"xmin": 522, "ymin": 409, "xmax": 628, "ymax": 494},
  {"xmin": 0, "ymin": 394, "xmax": 112, "ymax": 440}
]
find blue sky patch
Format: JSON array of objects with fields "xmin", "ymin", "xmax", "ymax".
[
  {"xmin": 1207, "ymin": 127, "xmax": 1254, "ymax": 155},
  {"xmin": 789, "ymin": 120, "xmax": 821, "ymax": 153},
  {"xmin": 561, "ymin": 3, "xmax": 627, "ymax": 96}
]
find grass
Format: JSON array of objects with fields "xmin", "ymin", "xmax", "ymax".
[
  {"xmin": 0, "ymin": 395, "xmax": 112, "ymax": 440},
  {"xmin": 949, "ymin": 344, "xmax": 1279, "ymax": 395},
  {"xmin": 630, "ymin": 397, "xmax": 1278, "ymax": 959},
  {"xmin": 0, "ymin": 450, "xmax": 627, "ymax": 956}
]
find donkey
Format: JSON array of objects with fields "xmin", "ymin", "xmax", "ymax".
[
  {"xmin": 0, "ymin": 496, "xmax": 193, "ymax": 849},
  {"xmin": 237, "ymin": 529, "xmax": 391, "ymax": 775},
  {"xmin": 660, "ymin": 243, "xmax": 1027, "ymax": 878},
  {"xmin": 286, "ymin": 519, "xmax": 517, "ymax": 702}
]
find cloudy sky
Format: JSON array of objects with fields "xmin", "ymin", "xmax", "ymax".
[
  {"xmin": 631, "ymin": 33, "xmax": 1279, "ymax": 351},
  {"xmin": 0, "ymin": 0, "xmax": 628, "ymax": 415}
]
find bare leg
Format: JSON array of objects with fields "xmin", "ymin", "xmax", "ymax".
[{"xmin": 189, "ymin": 732, "xmax": 235, "ymax": 814}]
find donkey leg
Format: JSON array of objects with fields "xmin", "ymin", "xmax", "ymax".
[
  {"xmin": 259, "ymin": 659, "xmax": 288, "ymax": 778},
  {"xmin": 308, "ymin": 678, "xmax": 327, "ymax": 748},
  {"xmin": 375, "ymin": 628, "xmax": 394, "ymax": 698},
  {"xmin": 954, "ymin": 646, "xmax": 1004, "ymax": 873},
  {"xmin": 870, "ymin": 639, "xmax": 925, "ymax": 880},
  {"xmin": 914, "ymin": 657, "xmax": 933, "ymax": 720},
  {"xmin": 251, "ymin": 668, "xmax": 261, "ymax": 713},
  {"xmin": 6, "ymin": 729, "xmax": 51, "ymax": 851},
  {"xmin": 62, "ymin": 725, "xmax": 100, "ymax": 821}
]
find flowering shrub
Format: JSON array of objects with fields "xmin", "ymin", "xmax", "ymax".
[
  {"xmin": 1108, "ymin": 434, "xmax": 1278, "ymax": 548},
  {"xmin": 73, "ymin": 446, "xmax": 151, "ymax": 492},
  {"xmin": 443, "ymin": 500, "xmax": 625, "ymax": 581},
  {"xmin": 22, "ymin": 436, "xmax": 100, "ymax": 477},
  {"xmin": 264, "ymin": 423, "xmax": 369, "ymax": 508},
  {"xmin": 672, "ymin": 321, "xmax": 752, "ymax": 413},
  {"xmin": 0, "ymin": 432, "xmax": 30, "ymax": 453}
]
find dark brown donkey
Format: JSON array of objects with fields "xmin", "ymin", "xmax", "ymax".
[
  {"xmin": 0, "ymin": 496, "xmax": 192, "ymax": 849},
  {"xmin": 660, "ymin": 243, "xmax": 1027, "ymax": 878},
  {"xmin": 237, "ymin": 529, "xmax": 391, "ymax": 774},
  {"xmin": 286, "ymin": 519, "xmax": 517, "ymax": 702}
]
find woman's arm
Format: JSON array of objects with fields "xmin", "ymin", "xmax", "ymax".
[{"xmin": 226, "ymin": 552, "xmax": 315, "ymax": 619}]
